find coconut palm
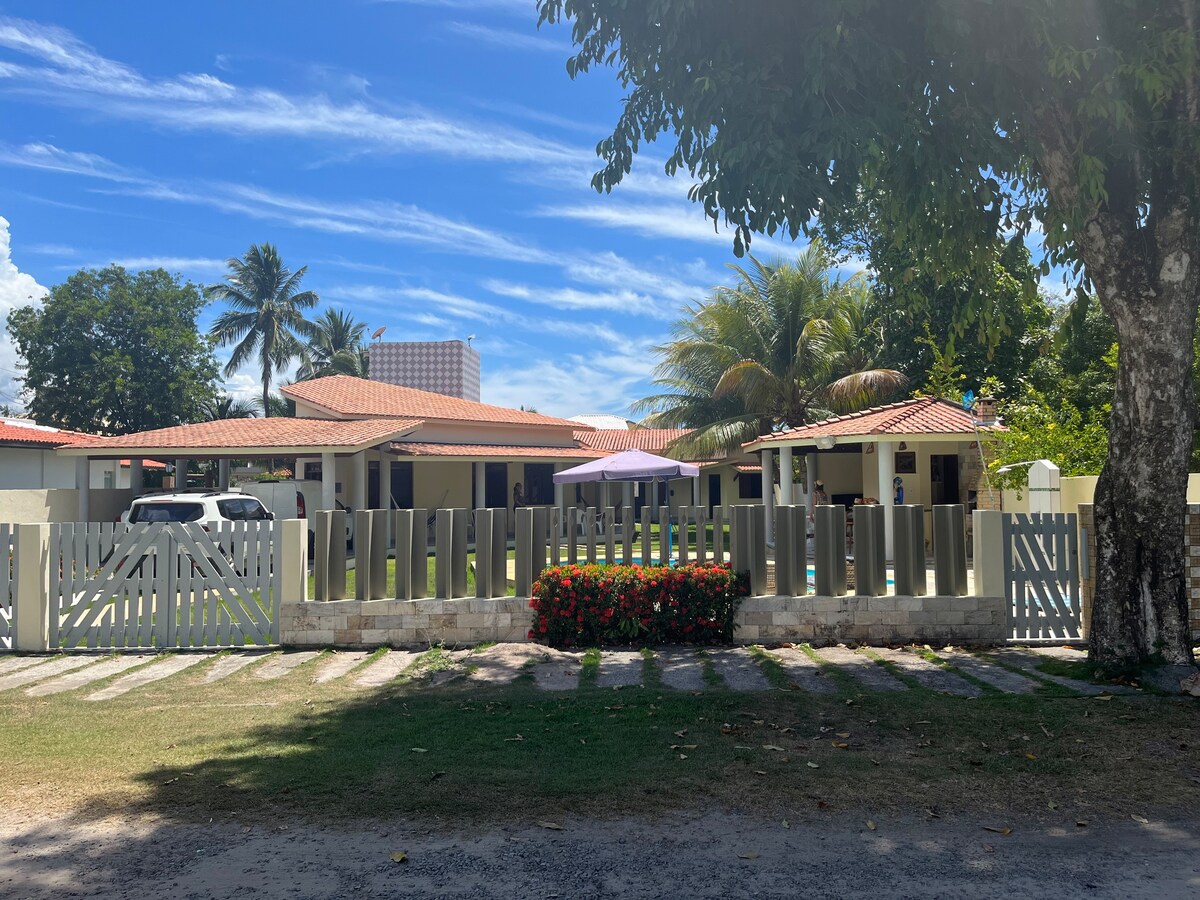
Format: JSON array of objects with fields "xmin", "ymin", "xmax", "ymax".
[
  {"xmin": 296, "ymin": 308, "xmax": 370, "ymax": 380},
  {"xmin": 206, "ymin": 244, "xmax": 318, "ymax": 416},
  {"xmin": 199, "ymin": 394, "xmax": 257, "ymax": 421},
  {"xmin": 635, "ymin": 244, "xmax": 906, "ymax": 458}
]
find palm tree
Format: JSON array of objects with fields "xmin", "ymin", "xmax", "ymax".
[
  {"xmin": 296, "ymin": 308, "xmax": 369, "ymax": 380},
  {"xmin": 199, "ymin": 394, "xmax": 257, "ymax": 421},
  {"xmin": 206, "ymin": 244, "xmax": 319, "ymax": 416},
  {"xmin": 635, "ymin": 244, "xmax": 906, "ymax": 458}
]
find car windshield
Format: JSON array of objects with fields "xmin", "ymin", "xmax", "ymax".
[{"xmin": 129, "ymin": 502, "xmax": 203, "ymax": 523}]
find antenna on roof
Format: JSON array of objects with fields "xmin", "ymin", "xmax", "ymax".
[
  {"xmin": 371, "ymin": 326, "xmax": 386, "ymax": 342},
  {"xmin": 466, "ymin": 334, "xmax": 475, "ymax": 347}
]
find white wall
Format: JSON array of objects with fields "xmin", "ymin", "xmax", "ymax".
[
  {"xmin": 0, "ymin": 488, "xmax": 132, "ymax": 524},
  {"xmin": 0, "ymin": 447, "xmax": 135, "ymax": 490}
]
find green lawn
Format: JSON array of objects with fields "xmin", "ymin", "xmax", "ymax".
[{"xmin": 1, "ymin": 648, "xmax": 1197, "ymax": 827}]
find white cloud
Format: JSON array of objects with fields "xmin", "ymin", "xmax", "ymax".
[
  {"xmin": 0, "ymin": 216, "xmax": 46, "ymax": 407},
  {"xmin": 444, "ymin": 21, "xmax": 568, "ymax": 53},
  {"xmin": 536, "ymin": 201, "xmax": 735, "ymax": 244},
  {"xmin": 0, "ymin": 16, "xmax": 583, "ymax": 166},
  {"xmin": 562, "ymin": 250, "xmax": 711, "ymax": 305},
  {"xmin": 482, "ymin": 278, "xmax": 680, "ymax": 321},
  {"xmin": 482, "ymin": 347, "xmax": 655, "ymax": 418},
  {"xmin": 104, "ymin": 256, "xmax": 229, "ymax": 277}
]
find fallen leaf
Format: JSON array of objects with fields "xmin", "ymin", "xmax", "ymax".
[
  {"xmin": 538, "ymin": 822, "xmax": 564, "ymax": 830},
  {"xmin": 836, "ymin": 732, "xmax": 850, "ymax": 739},
  {"xmin": 734, "ymin": 745, "xmax": 752, "ymax": 750},
  {"xmin": 411, "ymin": 748, "xmax": 428, "ymax": 753},
  {"xmin": 1076, "ymin": 820, "xmax": 1089, "ymax": 828},
  {"xmin": 763, "ymin": 744, "xmax": 786, "ymax": 752},
  {"xmin": 504, "ymin": 735, "xmax": 525, "ymax": 742},
  {"xmin": 678, "ymin": 754, "xmax": 688, "ymax": 760},
  {"xmin": 162, "ymin": 777, "xmax": 178, "ymax": 785},
  {"xmin": 865, "ymin": 820, "xmax": 876, "ymax": 831},
  {"xmin": 925, "ymin": 808, "xmax": 940, "ymax": 818},
  {"xmin": 832, "ymin": 741, "xmax": 850, "ymax": 749},
  {"xmin": 1093, "ymin": 695, "xmax": 1113, "ymax": 701},
  {"xmin": 674, "ymin": 729, "xmax": 688, "ymax": 738},
  {"xmin": 817, "ymin": 800, "xmax": 827, "ymax": 809},
  {"xmin": 782, "ymin": 820, "xmax": 790, "ymax": 829},
  {"xmin": 1048, "ymin": 800, "xmax": 1058, "ymax": 810},
  {"xmin": 982, "ymin": 826, "xmax": 1013, "ymax": 836},
  {"xmin": 1025, "ymin": 753, "xmax": 1037, "ymax": 760},
  {"xmin": 982, "ymin": 843, "xmax": 995, "ymax": 853},
  {"xmin": 754, "ymin": 770, "xmax": 767, "ymax": 775},
  {"xmin": 389, "ymin": 852, "xmax": 408, "ymax": 864},
  {"xmin": 737, "ymin": 852, "xmax": 760, "ymax": 860},
  {"xmin": 1132, "ymin": 814, "xmax": 1149, "ymax": 825},
  {"xmin": 807, "ymin": 761, "xmax": 820, "ymax": 769}
]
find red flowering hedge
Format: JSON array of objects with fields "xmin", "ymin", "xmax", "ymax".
[{"xmin": 529, "ymin": 562, "xmax": 749, "ymax": 648}]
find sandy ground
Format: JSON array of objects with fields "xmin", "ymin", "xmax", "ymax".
[{"xmin": 1, "ymin": 808, "xmax": 1197, "ymax": 899}]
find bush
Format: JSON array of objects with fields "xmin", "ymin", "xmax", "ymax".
[{"xmin": 529, "ymin": 562, "xmax": 749, "ymax": 649}]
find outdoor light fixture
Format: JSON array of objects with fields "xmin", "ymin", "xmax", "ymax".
[{"xmin": 815, "ymin": 436, "xmax": 837, "ymax": 450}]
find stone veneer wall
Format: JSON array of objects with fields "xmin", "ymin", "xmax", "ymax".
[
  {"xmin": 280, "ymin": 595, "xmax": 1005, "ymax": 648},
  {"xmin": 1078, "ymin": 503, "xmax": 1200, "ymax": 640}
]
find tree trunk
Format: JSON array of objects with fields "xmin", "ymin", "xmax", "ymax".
[{"xmin": 1090, "ymin": 243, "xmax": 1200, "ymax": 668}]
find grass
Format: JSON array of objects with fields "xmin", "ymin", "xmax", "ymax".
[{"xmin": 2, "ymin": 650, "xmax": 1198, "ymax": 828}]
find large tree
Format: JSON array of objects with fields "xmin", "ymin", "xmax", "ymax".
[
  {"xmin": 636, "ymin": 246, "xmax": 906, "ymax": 457},
  {"xmin": 207, "ymin": 244, "xmax": 318, "ymax": 416},
  {"xmin": 541, "ymin": 0, "xmax": 1200, "ymax": 672},
  {"xmin": 7, "ymin": 266, "xmax": 218, "ymax": 434},
  {"xmin": 296, "ymin": 308, "xmax": 369, "ymax": 381}
]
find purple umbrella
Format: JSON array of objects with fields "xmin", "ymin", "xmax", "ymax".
[{"xmin": 552, "ymin": 448, "xmax": 700, "ymax": 484}]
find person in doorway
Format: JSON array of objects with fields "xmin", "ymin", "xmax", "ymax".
[
  {"xmin": 893, "ymin": 476, "xmax": 904, "ymax": 505},
  {"xmin": 513, "ymin": 481, "xmax": 525, "ymax": 509},
  {"xmin": 812, "ymin": 479, "xmax": 829, "ymax": 507}
]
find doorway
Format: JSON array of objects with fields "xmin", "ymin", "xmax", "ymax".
[
  {"xmin": 484, "ymin": 462, "xmax": 507, "ymax": 509},
  {"xmin": 708, "ymin": 473, "xmax": 721, "ymax": 514},
  {"xmin": 929, "ymin": 454, "xmax": 960, "ymax": 506}
]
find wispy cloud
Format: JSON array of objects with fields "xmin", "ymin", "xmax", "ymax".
[
  {"xmin": 536, "ymin": 201, "xmax": 734, "ymax": 244},
  {"xmin": 0, "ymin": 16, "xmax": 582, "ymax": 165},
  {"xmin": 444, "ymin": 20, "xmax": 568, "ymax": 53},
  {"xmin": 25, "ymin": 242, "xmax": 76, "ymax": 257},
  {"xmin": 103, "ymin": 256, "xmax": 230, "ymax": 276},
  {"xmin": 483, "ymin": 347, "xmax": 655, "ymax": 417},
  {"xmin": 482, "ymin": 279, "xmax": 680, "ymax": 321},
  {"xmin": 0, "ymin": 216, "xmax": 46, "ymax": 407}
]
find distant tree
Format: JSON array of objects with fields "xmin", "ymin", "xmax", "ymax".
[
  {"xmin": 297, "ymin": 308, "xmax": 369, "ymax": 380},
  {"xmin": 6, "ymin": 266, "xmax": 218, "ymax": 434},
  {"xmin": 256, "ymin": 393, "xmax": 295, "ymax": 418},
  {"xmin": 541, "ymin": 0, "xmax": 1200, "ymax": 669},
  {"xmin": 991, "ymin": 389, "xmax": 1111, "ymax": 488},
  {"xmin": 635, "ymin": 246, "xmax": 906, "ymax": 458},
  {"xmin": 206, "ymin": 244, "xmax": 318, "ymax": 416},
  {"xmin": 199, "ymin": 394, "xmax": 257, "ymax": 421}
]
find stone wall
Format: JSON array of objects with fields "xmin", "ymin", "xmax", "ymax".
[
  {"xmin": 1078, "ymin": 503, "xmax": 1200, "ymax": 641},
  {"xmin": 280, "ymin": 594, "xmax": 1004, "ymax": 649},
  {"xmin": 733, "ymin": 595, "xmax": 1006, "ymax": 646}
]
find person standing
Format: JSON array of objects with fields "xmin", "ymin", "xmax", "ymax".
[
  {"xmin": 893, "ymin": 476, "xmax": 904, "ymax": 505},
  {"xmin": 513, "ymin": 481, "xmax": 525, "ymax": 509}
]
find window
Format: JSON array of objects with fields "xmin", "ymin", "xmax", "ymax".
[
  {"xmin": 241, "ymin": 498, "xmax": 271, "ymax": 520},
  {"xmin": 523, "ymin": 463, "xmax": 555, "ymax": 505},
  {"xmin": 129, "ymin": 502, "xmax": 203, "ymax": 523},
  {"xmin": 304, "ymin": 462, "xmax": 322, "ymax": 481},
  {"xmin": 217, "ymin": 499, "xmax": 247, "ymax": 520},
  {"xmin": 738, "ymin": 474, "xmax": 763, "ymax": 500}
]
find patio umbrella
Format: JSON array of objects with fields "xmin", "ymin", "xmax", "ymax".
[{"xmin": 552, "ymin": 448, "xmax": 700, "ymax": 484}]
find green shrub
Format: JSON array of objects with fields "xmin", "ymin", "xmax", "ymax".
[{"xmin": 529, "ymin": 562, "xmax": 748, "ymax": 648}]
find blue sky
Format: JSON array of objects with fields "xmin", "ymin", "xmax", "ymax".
[{"xmin": 0, "ymin": 0, "xmax": 817, "ymax": 418}]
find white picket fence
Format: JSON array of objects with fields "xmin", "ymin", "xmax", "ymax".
[
  {"xmin": 0, "ymin": 524, "xmax": 12, "ymax": 650},
  {"xmin": 1003, "ymin": 512, "xmax": 1081, "ymax": 641},
  {"xmin": 49, "ymin": 521, "xmax": 282, "ymax": 649}
]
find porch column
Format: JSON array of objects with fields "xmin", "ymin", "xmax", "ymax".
[
  {"xmin": 379, "ymin": 448, "xmax": 392, "ymax": 546},
  {"xmin": 761, "ymin": 449, "xmax": 775, "ymax": 544},
  {"xmin": 554, "ymin": 465, "xmax": 566, "ymax": 537},
  {"xmin": 174, "ymin": 457, "xmax": 188, "ymax": 491},
  {"xmin": 217, "ymin": 459, "xmax": 230, "ymax": 491},
  {"xmin": 321, "ymin": 452, "xmax": 336, "ymax": 511},
  {"xmin": 75, "ymin": 456, "xmax": 90, "ymax": 522},
  {"xmin": 353, "ymin": 451, "xmax": 367, "ymax": 513},
  {"xmin": 623, "ymin": 482, "xmax": 634, "ymax": 521},
  {"xmin": 474, "ymin": 462, "xmax": 486, "ymax": 510},
  {"xmin": 780, "ymin": 446, "xmax": 793, "ymax": 506},
  {"xmin": 806, "ymin": 452, "xmax": 817, "ymax": 519},
  {"xmin": 692, "ymin": 474, "xmax": 701, "ymax": 506},
  {"xmin": 877, "ymin": 440, "xmax": 895, "ymax": 561},
  {"xmin": 129, "ymin": 459, "xmax": 144, "ymax": 498}
]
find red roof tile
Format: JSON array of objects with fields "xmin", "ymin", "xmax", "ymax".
[
  {"xmin": 390, "ymin": 442, "xmax": 606, "ymax": 459},
  {"xmin": 61, "ymin": 417, "xmax": 423, "ymax": 454},
  {"xmin": 746, "ymin": 398, "xmax": 993, "ymax": 447},
  {"xmin": 574, "ymin": 428, "xmax": 692, "ymax": 454},
  {"xmin": 283, "ymin": 375, "xmax": 585, "ymax": 429},
  {"xmin": 0, "ymin": 421, "xmax": 92, "ymax": 447}
]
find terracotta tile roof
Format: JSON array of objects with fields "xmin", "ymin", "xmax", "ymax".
[
  {"xmin": 746, "ymin": 398, "xmax": 993, "ymax": 448},
  {"xmin": 0, "ymin": 421, "xmax": 92, "ymax": 447},
  {"xmin": 574, "ymin": 428, "xmax": 693, "ymax": 454},
  {"xmin": 390, "ymin": 442, "xmax": 607, "ymax": 459},
  {"xmin": 120, "ymin": 458, "xmax": 167, "ymax": 469},
  {"xmin": 734, "ymin": 463, "xmax": 763, "ymax": 473},
  {"xmin": 283, "ymin": 375, "xmax": 586, "ymax": 429},
  {"xmin": 61, "ymin": 417, "xmax": 423, "ymax": 453}
]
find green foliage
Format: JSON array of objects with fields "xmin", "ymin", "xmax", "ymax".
[
  {"xmin": 912, "ymin": 329, "xmax": 966, "ymax": 403},
  {"xmin": 6, "ymin": 266, "xmax": 218, "ymax": 435},
  {"xmin": 530, "ymin": 562, "xmax": 748, "ymax": 648},
  {"xmin": 989, "ymin": 390, "xmax": 1110, "ymax": 489},
  {"xmin": 199, "ymin": 394, "xmax": 257, "ymax": 421},
  {"xmin": 206, "ymin": 244, "xmax": 318, "ymax": 416},
  {"xmin": 635, "ymin": 244, "xmax": 906, "ymax": 457},
  {"xmin": 297, "ymin": 308, "xmax": 369, "ymax": 381}
]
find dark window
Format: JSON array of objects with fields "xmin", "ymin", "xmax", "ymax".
[
  {"xmin": 391, "ymin": 462, "xmax": 413, "ymax": 509},
  {"xmin": 304, "ymin": 462, "xmax": 322, "ymax": 481},
  {"xmin": 708, "ymin": 473, "xmax": 722, "ymax": 513},
  {"xmin": 242, "ymin": 498, "xmax": 271, "ymax": 520},
  {"xmin": 930, "ymin": 454, "xmax": 960, "ymax": 505},
  {"xmin": 217, "ymin": 499, "xmax": 247, "ymax": 520},
  {"xmin": 129, "ymin": 502, "xmax": 203, "ymax": 523},
  {"xmin": 738, "ymin": 474, "xmax": 763, "ymax": 499},
  {"xmin": 485, "ymin": 462, "xmax": 508, "ymax": 509},
  {"xmin": 523, "ymin": 463, "xmax": 554, "ymax": 505}
]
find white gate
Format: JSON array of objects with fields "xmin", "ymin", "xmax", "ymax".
[
  {"xmin": 51, "ymin": 521, "xmax": 280, "ymax": 649},
  {"xmin": 1003, "ymin": 512, "xmax": 1081, "ymax": 641},
  {"xmin": 0, "ymin": 524, "xmax": 12, "ymax": 650}
]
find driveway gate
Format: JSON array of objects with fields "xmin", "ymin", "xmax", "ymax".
[
  {"xmin": 1003, "ymin": 512, "xmax": 1081, "ymax": 641},
  {"xmin": 1, "ymin": 524, "xmax": 12, "ymax": 650},
  {"xmin": 50, "ymin": 521, "xmax": 280, "ymax": 649}
]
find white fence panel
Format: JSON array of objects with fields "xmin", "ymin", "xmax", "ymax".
[{"xmin": 0, "ymin": 524, "xmax": 12, "ymax": 650}]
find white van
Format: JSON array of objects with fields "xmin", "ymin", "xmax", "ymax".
[{"xmin": 239, "ymin": 480, "xmax": 353, "ymax": 553}]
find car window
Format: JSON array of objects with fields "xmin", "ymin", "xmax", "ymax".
[
  {"xmin": 216, "ymin": 499, "xmax": 246, "ymax": 520},
  {"xmin": 129, "ymin": 502, "xmax": 204, "ymax": 523},
  {"xmin": 242, "ymin": 498, "xmax": 270, "ymax": 520}
]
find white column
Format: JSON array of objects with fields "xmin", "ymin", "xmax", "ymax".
[
  {"xmin": 128, "ymin": 459, "xmax": 144, "ymax": 498},
  {"xmin": 692, "ymin": 474, "xmax": 701, "ymax": 507},
  {"xmin": 474, "ymin": 461, "xmax": 486, "ymax": 510},
  {"xmin": 321, "ymin": 452, "xmax": 336, "ymax": 511},
  {"xmin": 780, "ymin": 446, "xmax": 793, "ymax": 506},
  {"xmin": 806, "ymin": 452, "xmax": 817, "ymax": 519},
  {"xmin": 75, "ymin": 456, "xmax": 90, "ymax": 522},
  {"xmin": 623, "ymin": 482, "xmax": 634, "ymax": 517},
  {"xmin": 554, "ymin": 465, "xmax": 565, "ymax": 536},
  {"xmin": 877, "ymin": 440, "xmax": 895, "ymax": 561},
  {"xmin": 761, "ymin": 449, "xmax": 775, "ymax": 544},
  {"xmin": 353, "ymin": 451, "xmax": 367, "ymax": 513},
  {"xmin": 175, "ymin": 457, "xmax": 188, "ymax": 491},
  {"xmin": 217, "ymin": 459, "xmax": 231, "ymax": 491},
  {"xmin": 379, "ymin": 448, "xmax": 393, "ymax": 546}
]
